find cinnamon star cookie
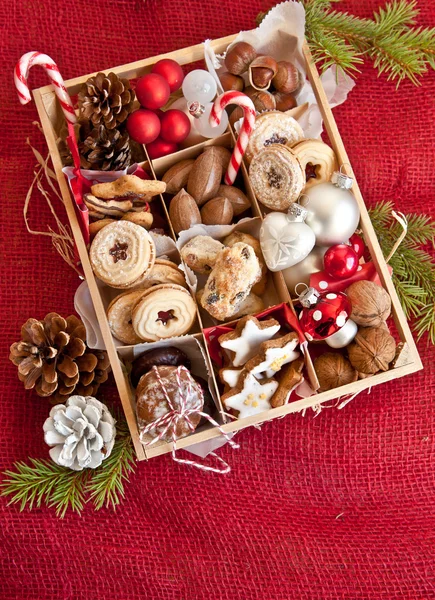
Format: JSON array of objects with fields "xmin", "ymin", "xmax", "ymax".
[
  {"xmin": 221, "ymin": 371, "xmax": 278, "ymax": 419},
  {"xmin": 218, "ymin": 316, "xmax": 281, "ymax": 367},
  {"xmin": 245, "ymin": 332, "xmax": 300, "ymax": 378},
  {"xmin": 271, "ymin": 357, "xmax": 304, "ymax": 408}
]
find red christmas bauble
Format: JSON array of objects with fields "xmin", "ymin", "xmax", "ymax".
[
  {"xmin": 151, "ymin": 59, "xmax": 184, "ymax": 93},
  {"xmin": 349, "ymin": 233, "xmax": 365, "ymax": 259},
  {"xmin": 152, "ymin": 109, "xmax": 165, "ymax": 120},
  {"xmin": 299, "ymin": 288, "xmax": 352, "ymax": 341},
  {"xmin": 146, "ymin": 137, "xmax": 178, "ymax": 159},
  {"xmin": 159, "ymin": 110, "xmax": 191, "ymax": 143},
  {"xmin": 135, "ymin": 73, "xmax": 170, "ymax": 110},
  {"xmin": 324, "ymin": 244, "xmax": 359, "ymax": 280},
  {"xmin": 126, "ymin": 109, "xmax": 161, "ymax": 144}
]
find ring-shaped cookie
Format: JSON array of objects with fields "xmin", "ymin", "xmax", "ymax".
[
  {"xmin": 107, "ymin": 290, "xmax": 147, "ymax": 345},
  {"xmin": 292, "ymin": 139, "xmax": 338, "ymax": 191}
]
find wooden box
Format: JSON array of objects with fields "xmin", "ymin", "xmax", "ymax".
[{"xmin": 32, "ymin": 33, "xmax": 423, "ymax": 462}]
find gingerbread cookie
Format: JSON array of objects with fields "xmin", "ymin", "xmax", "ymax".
[
  {"xmin": 270, "ymin": 357, "xmax": 304, "ymax": 408},
  {"xmin": 219, "ymin": 316, "xmax": 281, "ymax": 367},
  {"xmin": 90, "ymin": 221, "xmax": 155, "ymax": 287},
  {"xmin": 200, "ymin": 243, "xmax": 262, "ymax": 321},
  {"xmin": 223, "ymin": 231, "xmax": 268, "ymax": 296},
  {"xmin": 131, "ymin": 346, "xmax": 191, "ymax": 387},
  {"xmin": 136, "ymin": 365, "xmax": 203, "ymax": 441},
  {"xmin": 292, "ymin": 139, "xmax": 338, "ymax": 191},
  {"xmin": 245, "ymin": 111, "xmax": 305, "ymax": 164},
  {"xmin": 221, "ymin": 371, "xmax": 278, "ymax": 418},
  {"xmin": 132, "ymin": 284, "xmax": 196, "ymax": 341},
  {"xmin": 180, "ymin": 236, "xmax": 225, "ymax": 275},
  {"xmin": 106, "ymin": 290, "xmax": 146, "ymax": 345},
  {"xmin": 219, "ymin": 367, "xmax": 243, "ymax": 389},
  {"xmin": 245, "ymin": 332, "xmax": 300, "ymax": 378},
  {"xmin": 249, "ymin": 145, "xmax": 305, "ymax": 211}
]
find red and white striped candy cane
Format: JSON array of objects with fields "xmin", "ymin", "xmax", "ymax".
[
  {"xmin": 209, "ymin": 90, "xmax": 256, "ymax": 185},
  {"xmin": 14, "ymin": 51, "xmax": 76, "ymax": 124}
]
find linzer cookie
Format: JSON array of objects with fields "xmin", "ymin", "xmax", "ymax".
[
  {"xmin": 107, "ymin": 290, "xmax": 146, "ymax": 345},
  {"xmin": 292, "ymin": 139, "xmax": 338, "ymax": 191},
  {"xmin": 244, "ymin": 332, "xmax": 300, "ymax": 378},
  {"xmin": 221, "ymin": 371, "xmax": 278, "ymax": 418},
  {"xmin": 245, "ymin": 111, "xmax": 305, "ymax": 164},
  {"xmin": 200, "ymin": 243, "xmax": 262, "ymax": 321},
  {"xmin": 249, "ymin": 145, "xmax": 305, "ymax": 211},
  {"xmin": 90, "ymin": 221, "xmax": 155, "ymax": 287},
  {"xmin": 219, "ymin": 316, "xmax": 281, "ymax": 367},
  {"xmin": 132, "ymin": 284, "xmax": 196, "ymax": 341}
]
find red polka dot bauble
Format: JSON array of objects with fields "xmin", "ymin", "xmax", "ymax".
[
  {"xmin": 324, "ymin": 243, "xmax": 359, "ymax": 280},
  {"xmin": 160, "ymin": 110, "xmax": 191, "ymax": 143},
  {"xmin": 146, "ymin": 137, "xmax": 178, "ymax": 160},
  {"xmin": 151, "ymin": 59, "xmax": 184, "ymax": 93},
  {"xmin": 135, "ymin": 73, "xmax": 170, "ymax": 110},
  {"xmin": 126, "ymin": 109, "xmax": 161, "ymax": 144}
]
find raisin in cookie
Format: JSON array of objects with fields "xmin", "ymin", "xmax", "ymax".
[{"xmin": 180, "ymin": 235, "xmax": 224, "ymax": 275}]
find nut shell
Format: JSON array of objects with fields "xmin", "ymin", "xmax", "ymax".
[
  {"xmin": 314, "ymin": 353, "xmax": 358, "ymax": 392},
  {"xmin": 229, "ymin": 106, "xmax": 245, "ymax": 128},
  {"xmin": 224, "ymin": 42, "xmax": 257, "ymax": 75},
  {"xmin": 219, "ymin": 72, "xmax": 244, "ymax": 92},
  {"xmin": 272, "ymin": 61, "xmax": 302, "ymax": 94},
  {"xmin": 187, "ymin": 149, "xmax": 223, "ymax": 205},
  {"xmin": 203, "ymin": 146, "xmax": 232, "ymax": 172},
  {"xmin": 162, "ymin": 159, "xmax": 195, "ymax": 195},
  {"xmin": 169, "ymin": 188, "xmax": 202, "ymax": 234},
  {"xmin": 200, "ymin": 197, "xmax": 234, "ymax": 225},
  {"xmin": 249, "ymin": 55, "xmax": 278, "ymax": 90},
  {"xmin": 217, "ymin": 184, "xmax": 251, "ymax": 216},
  {"xmin": 346, "ymin": 280, "xmax": 391, "ymax": 327},
  {"xmin": 348, "ymin": 327, "xmax": 396, "ymax": 374},
  {"xmin": 244, "ymin": 86, "xmax": 276, "ymax": 112},
  {"xmin": 273, "ymin": 91, "xmax": 297, "ymax": 112}
]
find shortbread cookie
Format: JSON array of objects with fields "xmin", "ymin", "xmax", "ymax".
[
  {"xmin": 221, "ymin": 371, "xmax": 278, "ymax": 418},
  {"xmin": 180, "ymin": 236, "xmax": 224, "ymax": 275},
  {"xmin": 249, "ymin": 145, "xmax": 305, "ymax": 211},
  {"xmin": 201, "ymin": 243, "xmax": 262, "ymax": 321},
  {"xmin": 293, "ymin": 139, "xmax": 338, "ymax": 191},
  {"xmin": 245, "ymin": 111, "xmax": 305, "ymax": 164},
  {"xmin": 223, "ymin": 231, "xmax": 268, "ymax": 296},
  {"xmin": 90, "ymin": 221, "xmax": 155, "ymax": 287},
  {"xmin": 125, "ymin": 260, "xmax": 187, "ymax": 291},
  {"xmin": 89, "ymin": 218, "xmax": 115, "ymax": 240},
  {"xmin": 121, "ymin": 210, "xmax": 154, "ymax": 229},
  {"xmin": 132, "ymin": 284, "xmax": 196, "ymax": 341},
  {"xmin": 219, "ymin": 367, "xmax": 243, "ymax": 389},
  {"xmin": 245, "ymin": 332, "xmax": 300, "ymax": 378},
  {"xmin": 107, "ymin": 290, "xmax": 146, "ymax": 345},
  {"xmin": 219, "ymin": 316, "xmax": 281, "ymax": 367},
  {"xmin": 91, "ymin": 174, "xmax": 166, "ymax": 202},
  {"xmin": 271, "ymin": 357, "xmax": 304, "ymax": 408}
]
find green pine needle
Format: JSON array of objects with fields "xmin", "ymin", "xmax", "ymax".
[{"xmin": 1, "ymin": 415, "xmax": 136, "ymax": 518}]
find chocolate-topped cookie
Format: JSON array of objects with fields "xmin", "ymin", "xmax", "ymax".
[{"xmin": 131, "ymin": 346, "xmax": 191, "ymax": 387}]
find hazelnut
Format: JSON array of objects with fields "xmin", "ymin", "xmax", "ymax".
[
  {"xmin": 314, "ymin": 353, "xmax": 358, "ymax": 392},
  {"xmin": 273, "ymin": 91, "xmax": 297, "ymax": 112},
  {"xmin": 348, "ymin": 327, "xmax": 396, "ymax": 374},
  {"xmin": 244, "ymin": 86, "xmax": 276, "ymax": 112},
  {"xmin": 248, "ymin": 55, "xmax": 278, "ymax": 90},
  {"xmin": 224, "ymin": 41, "xmax": 257, "ymax": 75},
  {"xmin": 346, "ymin": 280, "xmax": 391, "ymax": 327},
  {"xmin": 229, "ymin": 106, "xmax": 244, "ymax": 128},
  {"xmin": 219, "ymin": 71, "xmax": 244, "ymax": 92},
  {"xmin": 272, "ymin": 61, "xmax": 303, "ymax": 94}
]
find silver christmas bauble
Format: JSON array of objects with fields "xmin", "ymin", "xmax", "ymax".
[
  {"xmin": 300, "ymin": 181, "xmax": 360, "ymax": 247},
  {"xmin": 325, "ymin": 318, "xmax": 358, "ymax": 348},
  {"xmin": 282, "ymin": 246, "xmax": 328, "ymax": 297}
]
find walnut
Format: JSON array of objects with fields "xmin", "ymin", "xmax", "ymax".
[
  {"xmin": 347, "ymin": 327, "xmax": 396, "ymax": 374},
  {"xmin": 346, "ymin": 280, "xmax": 391, "ymax": 327},
  {"xmin": 314, "ymin": 353, "xmax": 358, "ymax": 392}
]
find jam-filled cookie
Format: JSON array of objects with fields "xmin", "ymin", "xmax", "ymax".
[
  {"xmin": 245, "ymin": 111, "xmax": 305, "ymax": 164},
  {"xmin": 292, "ymin": 139, "xmax": 338, "ymax": 191}
]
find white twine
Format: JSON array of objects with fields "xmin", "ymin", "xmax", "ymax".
[{"xmin": 385, "ymin": 211, "xmax": 408, "ymax": 263}]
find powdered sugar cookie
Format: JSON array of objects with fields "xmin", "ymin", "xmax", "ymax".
[
  {"xmin": 223, "ymin": 231, "xmax": 268, "ymax": 296},
  {"xmin": 218, "ymin": 316, "xmax": 281, "ymax": 367},
  {"xmin": 221, "ymin": 371, "xmax": 278, "ymax": 418},
  {"xmin": 245, "ymin": 111, "xmax": 305, "ymax": 164},
  {"xmin": 245, "ymin": 332, "xmax": 300, "ymax": 378},
  {"xmin": 180, "ymin": 235, "xmax": 224, "ymax": 275}
]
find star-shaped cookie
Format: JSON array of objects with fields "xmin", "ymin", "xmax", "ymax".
[
  {"xmin": 222, "ymin": 372, "xmax": 278, "ymax": 419},
  {"xmin": 245, "ymin": 332, "xmax": 300, "ymax": 378},
  {"xmin": 218, "ymin": 315, "xmax": 281, "ymax": 367}
]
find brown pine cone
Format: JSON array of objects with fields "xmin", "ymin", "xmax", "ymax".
[
  {"xmin": 78, "ymin": 72, "xmax": 136, "ymax": 130},
  {"xmin": 80, "ymin": 125, "xmax": 131, "ymax": 171},
  {"xmin": 9, "ymin": 313, "xmax": 111, "ymax": 405},
  {"xmin": 57, "ymin": 117, "xmax": 93, "ymax": 167}
]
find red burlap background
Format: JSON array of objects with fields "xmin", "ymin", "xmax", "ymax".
[{"xmin": 1, "ymin": 1, "xmax": 435, "ymax": 598}]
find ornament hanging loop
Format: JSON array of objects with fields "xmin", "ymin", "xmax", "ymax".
[{"xmin": 294, "ymin": 282, "xmax": 309, "ymax": 298}]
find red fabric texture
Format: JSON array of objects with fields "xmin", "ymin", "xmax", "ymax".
[{"xmin": 1, "ymin": 1, "xmax": 435, "ymax": 598}]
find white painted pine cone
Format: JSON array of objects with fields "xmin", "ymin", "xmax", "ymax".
[{"xmin": 43, "ymin": 395, "xmax": 116, "ymax": 471}]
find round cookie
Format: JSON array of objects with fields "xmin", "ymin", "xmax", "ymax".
[
  {"xmin": 180, "ymin": 235, "xmax": 225, "ymax": 275},
  {"xmin": 130, "ymin": 346, "xmax": 191, "ymax": 388},
  {"xmin": 249, "ymin": 145, "xmax": 305, "ymax": 211},
  {"xmin": 132, "ymin": 284, "xmax": 197, "ymax": 341},
  {"xmin": 90, "ymin": 221, "xmax": 155, "ymax": 287},
  {"xmin": 292, "ymin": 139, "xmax": 338, "ymax": 191},
  {"xmin": 245, "ymin": 111, "xmax": 305, "ymax": 164},
  {"xmin": 124, "ymin": 259, "xmax": 187, "ymax": 290},
  {"xmin": 107, "ymin": 290, "xmax": 147, "ymax": 345}
]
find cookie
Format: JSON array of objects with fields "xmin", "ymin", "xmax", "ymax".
[
  {"xmin": 196, "ymin": 289, "xmax": 264, "ymax": 321},
  {"xmin": 136, "ymin": 365, "xmax": 203, "ymax": 441},
  {"xmin": 219, "ymin": 367, "xmax": 243, "ymax": 389},
  {"xmin": 218, "ymin": 316, "xmax": 281, "ymax": 367},
  {"xmin": 245, "ymin": 111, "xmax": 305, "ymax": 164},
  {"xmin": 245, "ymin": 332, "xmax": 300, "ymax": 378},
  {"xmin": 121, "ymin": 210, "xmax": 154, "ymax": 229},
  {"xmin": 180, "ymin": 236, "xmax": 224, "ymax": 275},
  {"xmin": 132, "ymin": 284, "xmax": 197, "ymax": 342},
  {"xmin": 91, "ymin": 174, "xmax": 166, "ymax": 202},
  {"xmin": 89, "ymin": 218, "xmax": 115, "ymax": 240},
  {"xmin": 201, "ymin": 243, "xmax": 262, "ymax": 321},
  {"xmin": 249, "ymin": 145, "xmax": 305, "ymax": 211},
  {"xmin": 270, "ymin": 357, "xmax": 304, "ymax": 408},
  {"xmin": 106, "ymin": 290, "xmax": 146, "ymax": 345},
  {"xmin": 130, "ymin": 346, "xmax": 191, "ymax": 387},
  {"xmin": 221, "ymin": 371, "xmax": 278, "ymax": 419},
  {"xmin": 90, "ymin": 221, "xmax": 155, "ymax": 287},
  {"xmin": 223, "ymin": 231, "xmax": 268, "ymax": 296},
  {"xmin": 292, "ymin": 139, "xmax": 338, "ymax": 191},
  {"xmin": 126, "ymin": 260, "xmax": 187, "ymax": 291}
]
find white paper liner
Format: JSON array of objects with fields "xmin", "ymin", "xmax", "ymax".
[{"xmin": 204, "ymin": 0, "xmax": 355, "ymax": 140}]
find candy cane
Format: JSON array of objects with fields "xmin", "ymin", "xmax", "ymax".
[
  {"xmin": 14, "ymin": 51, "xmax": 76, "ymax": 124},
  {"xmin": 209, "ymin": 90, "xmax": 256, "ymax": 185}
]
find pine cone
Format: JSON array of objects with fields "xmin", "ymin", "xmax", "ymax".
[
  {"xmin": 78, "ymin": 72, "xmax": 135, "ymax": 130},
  {"xmin": 9, "ymin": 313, "xmax": 111, "ymax": 405},
  {"xmin": 80, "ymin": 125, "xmax": 132, "ymax": 171},
  {"xmin": 57, "ymin": 117, "xmax": 93, "ymax": 167}
]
